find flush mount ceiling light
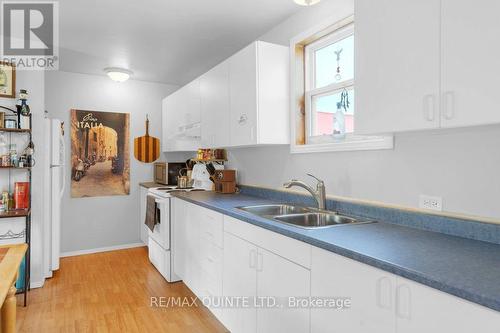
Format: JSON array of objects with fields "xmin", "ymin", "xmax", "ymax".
[
  {"xmin": 104, "ymin": 67, "xmax": 133, "ymax": 82},
  {"xmin": 294, "ymin": 0, "xmax": 321, "ymax": 6}
]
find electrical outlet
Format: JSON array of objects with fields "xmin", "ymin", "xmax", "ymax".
[{"xmin": 419, "ymin": 195, "xmax": 443, "ymax": 211}]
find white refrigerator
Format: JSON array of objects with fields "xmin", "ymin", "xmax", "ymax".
[{"xmin": 43, "ymin": 118, "xmax": 65, "ymax": 277}]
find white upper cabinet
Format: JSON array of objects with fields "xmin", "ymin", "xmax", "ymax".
[
  {"xmin": 229, "ymin": 43, "xmax": 259, "ymax": 146},
  {"xmin": 355, "ymin": 0, "xmax": 441, "ymax": 134},
  {"xmin": 163, "ymin": 40, "xmax": 289, "ymax": 151},
  {"xmin": 184, "ymin": 79, "xmax": 201, "ymax": 127},
  {"xmin": 355, "ymin": 0, "xmax": 500, "ymax": 134},
  {"xmin": 229, "ymin": 41, "xmax": 289, "ymax": 147},
  {"xmin": 440, "ymin": 0, "xmax": 500, "ymax": 128},
  {"xmin": 162, "ymin": 79, "xmax": 201, "ymax": 152},
  {"xmin": 200, "ymin": 60, "xmax": 230, "ymax": 148},
  {"xmin": 162, "ymin": 94, "xmax": 181, "ymax": 152}
]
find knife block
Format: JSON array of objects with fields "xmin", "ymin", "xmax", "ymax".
[{"xmin": 214, "ymin": 170, "xmax": 237, "ymax": 194}]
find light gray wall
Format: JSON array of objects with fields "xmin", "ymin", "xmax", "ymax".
[
  {"xmin": 226, "ymin": 0, "xmax": 500, "ymax": 220},
  {"xmin": 45, "ymin": 71, "xmax": 177, "ymax": 253}
]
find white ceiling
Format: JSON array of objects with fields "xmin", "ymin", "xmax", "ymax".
[{"xmin": 58, "ymin": 0, "xmax": 301, "ymax": 85}]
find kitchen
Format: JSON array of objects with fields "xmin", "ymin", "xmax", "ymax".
[{"xmin": 0, "ymin": 0, "xmax": 498, "ymax": 332}]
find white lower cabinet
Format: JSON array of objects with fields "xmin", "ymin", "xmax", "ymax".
[
  {"xmin": 172, "ymin": 199, "xmax": 225, "ymax": 319},
  {"xmin": 222, "ymin": 232, "xmax": 258, "ymax": 333},
  {"xmin": 256, "ymin": 247, "xmax": 310, "ymax": 333},
  {"xmin": 395, "ymin": 277, "xmax": 500, "ymax": 333},
  {"xmin": 172, "ymin": 200, "xmax": 500, "ymax": 333},
  {"xmin": 183, "ymin": 203, "xmax": 201, "ymax": 295},
  {"xmin": 222, "ymin": 231, "xmax": 311, "ymax": 333},
  {"xmin": 311, "ymin": 247, "xmax": 396, "ymax": 333},
  {"xmin": 311, "ymin": 247, "xmax": 500, "ymax": 333}
]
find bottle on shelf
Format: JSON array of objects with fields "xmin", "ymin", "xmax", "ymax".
[
  {"xmin": 2, "ymin": 192, "xmax": 9, "ymax": 212},
  {"xmin": 333, "ymin": 102, "xmax": 346, "ymax": 140},
  {"xmin": 9, "ymin": 146, "xmax": 18, "ymax": 167}
]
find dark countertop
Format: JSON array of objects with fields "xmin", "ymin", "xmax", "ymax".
[
  {"xmin": 139, "ymin": 182, "xmax": 164, "ymax": 189},
  {"xmin": 173, "ymin": 191, "xmax": 500, "ymax": 312}
]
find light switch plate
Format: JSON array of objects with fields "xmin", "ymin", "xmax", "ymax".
[{"xmin": 419, "ymin": 195, "xmax": 443, "ymax": 211}]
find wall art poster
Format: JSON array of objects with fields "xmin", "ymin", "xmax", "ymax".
[{"xmin": 70, "ymin": 109, "xmax": 130, "ymax": 197}]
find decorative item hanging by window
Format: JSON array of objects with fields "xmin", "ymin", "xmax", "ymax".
[
  {"xmin": 334, "ymin": 48, "xmax": 343, "ymax": 81},
  {"xmin": 339, "ymin": 89, "xmax": 350, "ymax": 112}
]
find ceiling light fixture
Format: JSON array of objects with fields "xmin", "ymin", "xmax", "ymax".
[
  {"xmin": 104, "ymin": 67, "xmax": 133, "ymax": 82},
  {"xmin": 294, "ymin": 0, "xmax": 321, "ymax": 6}
]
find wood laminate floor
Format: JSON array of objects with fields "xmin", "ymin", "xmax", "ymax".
[{"xmin": 16, "ymin": 247, "xmax": 228, "ymax": 333}]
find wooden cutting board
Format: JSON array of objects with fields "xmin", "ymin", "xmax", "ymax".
[{"xmin": 134, "ymin": 116, "xmax": 160, "ymax": 163}]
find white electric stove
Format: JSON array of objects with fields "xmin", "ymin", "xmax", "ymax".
[{"xmin": 147, "ymin": 186, "xmax": 204, "ymax": 282}]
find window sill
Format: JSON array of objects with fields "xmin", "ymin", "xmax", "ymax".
[{"xmin": 290, "ymin": 135, "xmax": 394, "ymax": 154}]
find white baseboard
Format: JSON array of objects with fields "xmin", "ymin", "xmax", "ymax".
[
  {"xmin": 30, "ymin": 280, "xmax": 45, "ymax": 289},
  {"xmin": 60, "ymin": 242, "xmax": 146, "ymax": 258}
]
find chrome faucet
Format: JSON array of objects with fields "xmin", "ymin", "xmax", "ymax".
[{"xmin": 283, "ymin": 174, "xmax": 327, "ymax": 210}]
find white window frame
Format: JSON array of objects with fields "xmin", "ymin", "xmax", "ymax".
[
  {"xmin": 305, "ymin": 24, "xmax": 354, "ymax": 141},
  {"xmin": 290, "ymin": 16, "xmax": 393, "ymax": 154}
]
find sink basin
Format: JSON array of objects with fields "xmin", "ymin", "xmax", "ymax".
[
  {"xmin": 238, "ymin": 204, "xmax": 311, "ymax": 216},
  {"xmin": 237, "ymin": 204, "xmax": 375, "ymax": 229},
  {"xmin": 274, "ymin": 212, "xmax": 360, "ymax": 229}
]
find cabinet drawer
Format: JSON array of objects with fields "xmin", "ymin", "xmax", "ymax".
[
  {"xmin": 200, "ymin": 266, "xmax": 223, "ymax": 297},
  {"xmin": 200, "ymin": 240, "xmax": 223, "ymax": 279},
  {"xmin": 199, "ymin": 208, "xmax": 224, "ymax": 247}
]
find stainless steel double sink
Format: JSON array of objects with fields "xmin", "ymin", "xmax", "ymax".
[{"xmin": 237, "ymin": 204, "xmax": 375, "ymax": 229}]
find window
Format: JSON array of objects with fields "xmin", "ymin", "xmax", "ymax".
[
  {"xmin": 305, "ymin": 25, "xmax": 354, "ymax": 142},
  {"xmin": 290, "ymin": 16, "xmax": 393, "ymax": 153}
]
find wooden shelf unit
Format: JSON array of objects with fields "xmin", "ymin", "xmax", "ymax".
[
  {"xmin": 190, "ymin": 158, "xmax": 227, "ymax": 163},
  {"xmin": 0, "ymin": 128, "xmax": 31, "ymax": 133},
  {"xmin": 0, "ymin": 116, "xmax": 32, "ymax": 307},
  {"xmin": 0, "ymin": 209, "xmax": 30, "ymax": 219},
  {"xmin": 0, "ymin": 166, "xmax": 31, "ymax": 170}
]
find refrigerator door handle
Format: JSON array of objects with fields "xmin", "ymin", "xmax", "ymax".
[{"xmin": 59, "ymin": 138, "xmax": 66, "ymax": 198}]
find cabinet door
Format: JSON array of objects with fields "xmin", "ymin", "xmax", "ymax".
[
  {"xmin": 441, "ymin": 0, "xmax": 500, "ymax": 128},
  {"xmin": 200, "ymin": 61, "xmax": 230, "ymax": 147},
  {"xmin": 162, "ymin": 91, "xmax": 184, "ymax": 151},
  {"xmin": 161, "ymin": 97, "xmax": 171, "ymax": 152},
  {"xmin": 222, "ymin": 232, "xmax": 257, "ymax": 333},
  {"xmin": 256, "ymin": 41, "xmax": 289, "ymax": 145},
  {"xmin": 355, "ymin": 0, "xmax": 441, "ymax": 134},
  {"xmin": 184, "ymin": 203, "xmax": 201, "ymax": 294},
  {"xmin": 229, "ymin": 43, "xmax": 258, "ymax": 146},
  {"xmin": 311, "ymin": 247, "xmax": 396, "ymax": 333},
  {"xmin": 194, "ymin": 206, "xmax": 224, "ymax": 320},
  {"xmin": 139, "ymin": 186, "xmax": 148, "ymax": 244},
  {"xmin": 185, "ymin": 79, "xmax": 201, "ymax": 126},
  {"xmin": 396, "ymin": 277, "xmax": 500, "ymax": 333},
  {"xmin": 256, "ymin": 248, "xmax": 310, "ymax": 333}
]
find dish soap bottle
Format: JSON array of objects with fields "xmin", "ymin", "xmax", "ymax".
[{"xmin": 333, "ymin": 102, "xmax": 346, "ymax": 140}]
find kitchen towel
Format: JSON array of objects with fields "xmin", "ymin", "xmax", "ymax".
[{"xmin": 145, "ymin": 195, "xmax": 159, "ymax": 232}]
